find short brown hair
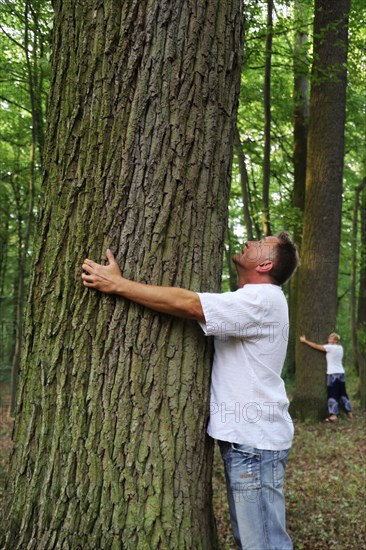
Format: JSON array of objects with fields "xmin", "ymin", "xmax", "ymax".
[{"xmin": 270, "ymin": 231, "xmax": 299, "ymax": 286}]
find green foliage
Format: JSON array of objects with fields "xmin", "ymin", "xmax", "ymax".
[
  {"xmin": 336, "ymin": 0, "xmax": 366, "ymax": 365},
  {"xmin": 226, "ymin": 0, "xmax": 366, "ymax": 379},
  {"xmin": 226, "ymin": 1, "xmax": 312, "ymax": 258},
  {"xmin": 0, "ymin": 0, "xmax": 365, "ymax": 387},
  {"xmin": 0, "ymin": 0, "xmax": 52, "ymax": 380}
]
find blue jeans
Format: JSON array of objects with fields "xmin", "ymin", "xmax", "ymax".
[
  {"xmin": 219, "ymin": 441, "xmax": 293, "ymax": 550},
  {"xmin": 327, "ymin": 373, "xmax": 352, "ymax": 415}
]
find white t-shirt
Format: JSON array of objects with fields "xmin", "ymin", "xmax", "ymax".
[
  {"xmin": 323, "ymin": 344, "xmax": 345, "ymax": 375},
  {"xmin": 198, "ymin": 284, "xmax": 294, "ymax": 451}
]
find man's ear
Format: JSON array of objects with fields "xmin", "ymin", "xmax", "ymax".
[{"xmin": 256, "ymin": 261, "xmax": 273, "ymax": 273}]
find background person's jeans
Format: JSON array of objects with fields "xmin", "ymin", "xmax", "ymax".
[
  {"xmin": 327, "ymin": 373, "xmax": 352, "ymax": 415},
  {"xmin": 218, "ymin": 441, "xmax": 293, "ymax": 550}
]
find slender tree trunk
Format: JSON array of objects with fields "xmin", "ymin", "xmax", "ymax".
[
  {"xmin": 0, "ymin": 210, "xmax": 9, "ymax": 371},
  {"xmin": 285, "ymin": 0, "xmax": 309, "ymax": 378},
  {"xmin": 234, "ymin": 126, "xmax": 254, "ymax": 241},
  {"xmin": 358, "ymin": 184, "xmax": 366, "ymax": 409},
  {"xmin": 0, "ymin": 211, "xmax": 9, "ymax": 370},
  {"xmin": 350, "ymin": 177, "xmax": 366, "ymax": 376},
  {"xmin": 0, "ymin": 211, "xmax": 9, "ymax": 298},
  {"xmin": 291, "ymin": 0, "xmax": 350, "ymax": 421},
  {"xmin": 262, "ymin": 0, "xmax": 273, "ymax": 237},
  {"xmin": 2, "ymin": 1, "xmax": 243, "ymax": 548},
  {"xmin": 292, "ymin": 1, "xmax": 309, "ymax": 219},
  {"xmin": 10, "ymin": 143, "xmax": 35, "ymax": 414},
  {"xmin": 25, "ymin": 0, "xmax": 46, "ymax": 167},
  {"xmin": 9, "ymin": 174, "xmax": 24, "ymax": 385},
  {"xmin": 225, "ymin": 225, "xmax": 239, "ymax": 292}
]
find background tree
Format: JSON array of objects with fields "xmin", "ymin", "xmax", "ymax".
[
  {"xmin": 262, "ymin": 0, "xmax": 273, "ymax": 236},
  {"xmin": 358, "ymin": 184, "xmax": 366, "ymax": 409},
  {"xmin": 285, "ymin": 0, "xmax": 310, "ymax": 378},
  {"xmin": 350, "ymin": 176, "xmax": 366, "ymax": 377},
  {"xmin": 235, "ymin": 126, "xmax": 254, "ymax": 242},
  {"xmin": 2, "ymin": 1, "xmax": 243, "ymax": 548},
  {"xmin": 291, "ymin": 0, "xmax": 351, "ymax": 421}
]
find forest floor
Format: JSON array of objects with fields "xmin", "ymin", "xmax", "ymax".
[
  {"xmin": 1, "ymin": 384, "xmax": 365, "ymax": 549},
  {"xmin": 213, "ymin": 406, "xmax": 366, "ymax": 549}
]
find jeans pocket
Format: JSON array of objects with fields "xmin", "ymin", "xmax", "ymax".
[
  {"xmin": 229, "ymin": 444, "xmax": 262, "ymax": 490},
  {"xmin": 272, "ymin": 449, "xmax": 290, "ymax": 488}
]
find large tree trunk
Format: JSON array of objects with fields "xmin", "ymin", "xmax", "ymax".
[
  {"xmin": 2, "ymin": 1, "xmax": 243, "ymax": 548},
  {"xmin": 291, "ymin": 0, "xmax": 350, "ymax": 421}
]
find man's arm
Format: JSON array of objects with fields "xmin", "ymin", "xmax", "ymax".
[
  {"xmin": 299, "ymin": 335, "xmax": 326, "ymax": 352},
  {"xmin": 81, "ymin": 250, "xmax": 205, "ymax": 323}
]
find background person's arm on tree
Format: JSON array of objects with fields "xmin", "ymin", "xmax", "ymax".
[
  {"xmin": 82, "ymin": 250, "xmax": 205, "ymax": 322},
  {"xmin": 299, "ymin": 335, "xmax": 326, "ymax": 352}
]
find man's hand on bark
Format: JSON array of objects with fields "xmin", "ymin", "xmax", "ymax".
[{"xmin": 82, "ymin": 249, "xmax": 122, "ymax": 294}]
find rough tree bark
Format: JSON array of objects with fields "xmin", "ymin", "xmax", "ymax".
[
  {"xmin": 291, "ymin": 0, "xmax": 350, "ymax": 421},
  {"xmin": 2, "ymin": 1, "xmax": 243, "ymax": 548}
]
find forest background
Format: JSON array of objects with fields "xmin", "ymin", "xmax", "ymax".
[
  {"xmin": 0, "ymin": 0, "xmax": 365, "ymax": 548},
  {"xmin": 1, "ymin": 0, "xmax": 365, "ymax": 411}
]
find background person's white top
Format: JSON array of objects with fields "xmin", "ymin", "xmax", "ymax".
[
  {"xmin": 198, "ymin": 284, "xmax": 294, "ymax": 451},
  {"xmin": 323, "ymin": 344, "xmax": 345, "ymax": 375}
]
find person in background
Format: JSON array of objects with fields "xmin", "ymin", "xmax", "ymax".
[{"xmin": 299, "ymin": 333, "xmax": 353, "ymax": 422}]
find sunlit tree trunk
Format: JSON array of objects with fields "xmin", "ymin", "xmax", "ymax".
[
  {"xmin": 291, "ymin": 0, "xmax": 350, "ymax": 421},
  {"xmin": 2, "ymin": 1, "xmax": 243, "ymax": 548}
]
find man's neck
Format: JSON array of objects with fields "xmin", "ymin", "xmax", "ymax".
[{"xmin": 237, "ymin": 273, "xmax": 274, "ymax": 288}]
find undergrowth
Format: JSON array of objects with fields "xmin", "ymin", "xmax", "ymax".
[{"xmin": 213, "ymin": 407, "xmax": 366, "ymax": 549}]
